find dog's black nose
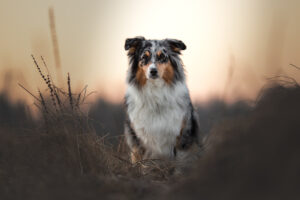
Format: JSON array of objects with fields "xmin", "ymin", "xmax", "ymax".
[{"xmin": 150, "ymin": 68, "xmax": 157, "ymax": 76}]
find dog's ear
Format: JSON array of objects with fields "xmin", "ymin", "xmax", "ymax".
[
  {"xmin": 165, "ymin": 39, "xmax": 186, "ymax": 54},
  {"xmin": 124, "ymin": 36, "xmax": 145, "ymax": 54}
]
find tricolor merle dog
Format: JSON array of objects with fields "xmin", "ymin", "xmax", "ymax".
[{"xmin": 124, "ymin": 37, "xmax": 200, "ymax": 163}]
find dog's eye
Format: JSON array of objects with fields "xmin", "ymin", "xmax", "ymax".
[
  {"xmin": 142, "ymin": 54, "xmax": 148, "ymax": 60},
  {"xmin": 142, "ymin": 51, "xmax": 150, "ymax": 60},
  {"xmin": 158, "ymin": 53, "xmax": 167, "ymax": 61},
  {"xmin": 140, "ymin": 53, "xmax": 150, "ymax": 66}
]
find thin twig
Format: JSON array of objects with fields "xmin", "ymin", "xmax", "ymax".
[
  {"xmin": 32, "ymin": 55, "xmax": 48, "ymax": 85},
  {"xmin": 33, "ymin": 102, "xmax": 42, "ymax": 110},
  {"xmin": 18, "ymin": 83, "xmax": 41, "ymax": 102},
  {"xmin": 290, "ymin": 63, "xmax": 300, "ymax": 70},
  {"xmin": 38, "ymin": 90, "xmax": 48, "ymax": 114},
  {"xmin": 76, "ymin": 85, "xmax": 88, "ymax": 106},
  {"xmin": 41, "ymin": 56, "xmax": 51, "ymax": 78},
  {"xmin": 67, "ymin": 73, "xmax": 73, "ymax": 110},
  {"xmin": 82, "ymin": 91, "xmax": 97, "ymax": 103},
  {"xmin": 112, "ymin": 154, "xmax": 132, "ymax": 165}
]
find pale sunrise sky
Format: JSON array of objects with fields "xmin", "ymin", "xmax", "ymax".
[{"xmin": 0, "ymin": 0, "xmax": 300, "ymax": 104}]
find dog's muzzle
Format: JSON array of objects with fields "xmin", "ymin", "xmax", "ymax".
[{"xmin": 149, "ymin": 68, "xmax": 158, "ymax": 79}]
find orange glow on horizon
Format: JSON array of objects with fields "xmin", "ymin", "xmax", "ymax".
[{"xmin": 1, "ymin": 0, "xmax": 300, "ymax": 106}]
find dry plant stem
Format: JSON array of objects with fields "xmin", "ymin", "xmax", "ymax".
[
  {"xmin": 49, "ymin": 7, "xmax": 63, "ymax": 85},
  {"xmin": 68, "ymin": 73, "xmax": 74, "ymax": 110},
  {"xmin": 76, "ymin": 92, "xmax": 82, "ymax": 107},
  {"xmin": 41, "ymin": 56, "xmax": 62, "ymax": 111},
  {"xmin": 47, "ymin": 75, "xmax": 58, "ymax": 112},
  {"xmin": 42, "ymin": 56, "xmax": 62, "ymax": 110},
  {"xmin": 41, "ymin": 56, "xmax": 51, "ymax": 79},
  {"xmin": 32, "ymin": 55, "xmax": 48, "ymax": 84},
  {"xmin": 33, "ymin": 102, "xmax": 42, "ymax": 110},
  {"xmin": 76, "ymin": 85, "xmax": 88, "ymax": 107},
  {"xmin": 290, "ymin": 63, "xmax": 300, "ymax": 70},
  {"xmin": 33, "ymin": 55, "xmax": 57, "ymax": 112},
  {"xmin": 18, "ymin": 83, "xmax": 40, "ymax": 102},
  {"xmin": 266, "ymin": 75, "xmax": 299, "ymax": 87},
  {"xmin": 38, "ymin": 90, "xmax": 48, "ymax": 114},
  {"xmin": 112, "ymin": 154, "xmax": 132, "ymax": 165}
]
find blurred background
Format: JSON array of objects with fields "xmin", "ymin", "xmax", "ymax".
[
  {"xmin": 1, "ymin": 1, "xmax": 300, "ymax": 199},
  {"xmin": 0, "ymin": 0, "xmax": 300, "ymax": 135},
  {"xmin": 1, "ymin": 0, "xmax": 300, "ymax": 102}
]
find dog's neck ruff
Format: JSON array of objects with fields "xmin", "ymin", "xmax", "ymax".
[{"xmin": 126, "ymin": 80, "xmax": 190, "ymax": 157}]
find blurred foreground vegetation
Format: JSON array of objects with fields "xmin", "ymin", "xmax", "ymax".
[{"xmin": 0, "ymin": 70, "xmax": 300, "ymax": 199}]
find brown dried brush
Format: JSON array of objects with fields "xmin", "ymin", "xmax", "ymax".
[
  {"xmin": 47, "ymin": 75, "xmax": 58, "ymax": 112},
  {"xmin": 38, "ymin": 89, "xmax": 48, "ymax": 114},
  {"xmin": 41, "ymin": 56, "xmax": 62, "ymax": 110},
  {"xmin": 76, "ymin": 85, "xmax": 88, "ymax": 107},
  {"xmin": 32, "ymin": 55, "xmax": 47, "ymax": 84},
  {"xmin": 32, "ymin": 55, "xmax": 59, "ymax": 112},
  {"xmin": 67, "ymin": 73, "xmax": 74, "ymax": 110}
]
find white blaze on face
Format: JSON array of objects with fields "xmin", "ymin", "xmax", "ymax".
[{"xmin": 146, "ymin": 63, "xmax": 157, "ymax": 79}]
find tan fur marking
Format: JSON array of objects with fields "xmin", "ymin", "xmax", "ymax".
[
  {"xmin": 137, "ymin": 61, "xmax": 174, "ymax": 85},
  {"xmin": 160, "ymin": 62, "xmax": 174, "ymax": 84},
  {"xmin": 157, "ymin": 50, "xmax": 162, "ymax": 57},
  {"xmin": 144, "ymin": 50, "xmax": 150, "ymax": 57},
  {"xmin": 136, "ymin": 64, "xmax": 147, "ymax": 87},
  {"xmin": 172, "ymin": 47, "xmax": 181, "ymax": 53},
  {"xmin": 129, "ymin": 47, "xmax": 136, "ymax": 54}
]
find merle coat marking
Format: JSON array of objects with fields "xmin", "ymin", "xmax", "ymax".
[{"xmin": 124, "ymin": 37, "xmax": 199, "ymax": 162}]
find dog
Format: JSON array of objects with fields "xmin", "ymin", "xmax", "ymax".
[{"xmin": 124, "ymin": 37, "xmax": 200, "ymax": 163}]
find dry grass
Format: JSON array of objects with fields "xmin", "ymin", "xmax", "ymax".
[
  {"xmin": 164, "ymin": 83, "xmax": 300, "ymax": 200},
  {"xmin": 0, "ymin": 56, "xmax": 176, "ymax": 199},
  {"xmin": 1, "ymin": 57, "xmax": 300, "ymax": 199}
]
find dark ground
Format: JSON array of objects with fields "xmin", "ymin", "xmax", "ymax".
[{"xmin": 0, "ymin": 83, "xmax": 300, "ymax": 200}]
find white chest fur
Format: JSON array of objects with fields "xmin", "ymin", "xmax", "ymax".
[{"xmin": 126, "ymin": 80, "xmax": 190, "ymax": 157}]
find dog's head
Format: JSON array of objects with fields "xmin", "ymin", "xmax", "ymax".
[{"xmin": 125, "ymin": 37, "xmax": 186, "ymax": 87}]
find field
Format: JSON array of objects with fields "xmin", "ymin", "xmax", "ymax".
[{"xmin": 0, "ymin": 58, "xmax": 300, "ymax": 200}]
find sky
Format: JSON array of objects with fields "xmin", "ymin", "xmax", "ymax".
[{"xmin": 0, "ymin": 0, "xmax": 300, "ymax": 105}]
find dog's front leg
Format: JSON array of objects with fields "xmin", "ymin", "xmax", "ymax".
[
  {"xmin": 124, "ymin": 119, "xmax": 146, "ymax": 163},
  {"xmin": 175, "ymin": 112, "xmax": 199, "ymax": 151}
]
